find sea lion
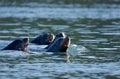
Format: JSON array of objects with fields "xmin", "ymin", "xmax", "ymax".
[
  {"xmin": 29, "ymin": 32, "xmax": 70, "ymax": 52},
  {"xmin": 46, "ymin": 36, "xmax": 70, "ymax": 52},
  {"xmin": 2, "ymin": 38, "xmax": 29, "ymax": 52},
  {"xmin": 2, "ymin": 33, "xmax": 71, "ymax": 53},
  {"xmin": 31, "ymin": 33, "xmax": 55, "ymax": 45}
]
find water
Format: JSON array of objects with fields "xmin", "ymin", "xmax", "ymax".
[{"xmin": 0, "ymin": 0, "xmax": 120, "ymax": 79}]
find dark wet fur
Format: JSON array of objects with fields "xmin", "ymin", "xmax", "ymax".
[
  {"xmin": 31, "ymin": 33, "xmax": 52, "ymax": 45},
  {"xmin": 2, "ymin": 38, "xmax": 29, "ymax": 51},
  {"xmin": 2, "ymin": 39, "xmax": 23, "ymax": 51},
  {"xmin": 45, "ymin": 32, "xmax": 66, "ymax": 49},
  {"xmin": 46, "ymin": 37, "xmax": 70, "ymax": 52}
]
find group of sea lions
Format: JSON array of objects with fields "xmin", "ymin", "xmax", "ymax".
[{"xmin": 2, "ymin": 32, "xmax": 71, "ymax": 53}]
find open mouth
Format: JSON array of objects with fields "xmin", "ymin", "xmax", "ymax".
[
  {"xmin": 47, "ymin": 34, "xmax": 55, "ymax": 43},
  {"xmin": 62, "ymin": 37, "xmax": 70, "ymax": 47}
]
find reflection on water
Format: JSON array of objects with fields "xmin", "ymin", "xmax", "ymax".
[{"xmin": 0, "ymin": 1, "xmax": 120, "ymax": 79}]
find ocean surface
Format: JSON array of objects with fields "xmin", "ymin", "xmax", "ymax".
[{"xmin": 0, "ymin": 0, "xmax": 120, "ymax": 79}]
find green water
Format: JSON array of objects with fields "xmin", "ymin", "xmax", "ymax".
[{"xmin": 0, "ymin": 0, "xmax": 120, "ymax": 79}]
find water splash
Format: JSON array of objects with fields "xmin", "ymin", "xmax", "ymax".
[{"xmin": 68, "ymin": 44, "xmax": 88, "ymax": 56}]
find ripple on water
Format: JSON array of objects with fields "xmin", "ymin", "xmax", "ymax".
[
  {"xmin": 101, "ymin": 33, "xmax": 120, "ymax": 36},
  {"xmin": 80, "ymin": 38, "xmax": 108, "ymax": 43},
  {"xmin": 76, "ymin": 29, "xmax": 100, "ymax": 35},
  {"xmin": 0, "ymin": 2, "xmax": 120, "ymax": 79},
  {"xmin": 0, "ymin": 62, "xmax": 120, "ymax": 79},
  {"xmin": 0, "ymin": 23, "xmax": 21, "ymax": 26},
  {"xmin": 0, "ymin": 50, "xmax": 28, "ymax": 58},
  {"xmin": 96, "ymin": 26, "xmax": 120, "ymax": 36},
  {"xmin": 0, "ymin": 7, "xmax": 120, "ymax": 19},
  {"xmin": 97, "ymin": 47, "xmax": 118, "ymax": 51},
  {"xmin": 51, "ymin": 25, "xmax": 70, "ymax": 31}
]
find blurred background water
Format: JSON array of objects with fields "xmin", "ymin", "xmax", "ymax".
[{"xmin": 0, "ymin": 0, "xmax": 120, "ymax": 79}]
